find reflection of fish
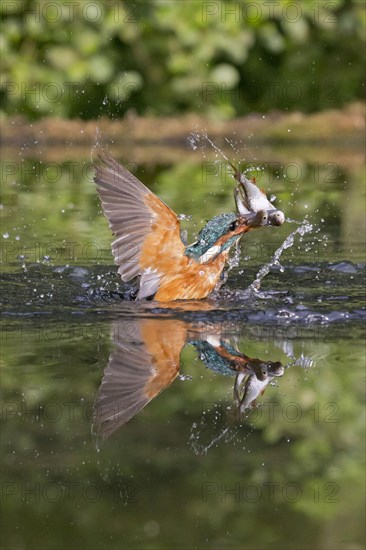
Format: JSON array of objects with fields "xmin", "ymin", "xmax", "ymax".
[
  {"xmin": 94, "ymin": 153, "xmax": 283, "ymax": 301},
  {"xmin": 231, "ymin": 163, "xmax": 285, "ymax": 226},
  {"xmin": 93, "ymin": 318, "xmax": 284, "ymax": 439},
  {"xmin": 234, "ymin": 362, "xmax": 284, "ymax": 413}
]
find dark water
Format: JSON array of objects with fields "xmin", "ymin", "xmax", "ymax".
[{"xmin": 1, "ymin": 145, "xmax": 365, "ymax": 549}]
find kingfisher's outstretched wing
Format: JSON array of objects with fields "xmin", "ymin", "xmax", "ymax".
[
  {"xmin": 94, "ymin": 153, "xmax": 185, "ymax": 298},
  {"xmin": 93, "ymin": 319, "xmax": 186, "ymax": 439}
]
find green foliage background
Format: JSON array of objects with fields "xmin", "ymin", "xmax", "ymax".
[{"xmin": 1, "ymin": 0, "xmax": 365, "ymax": 119}]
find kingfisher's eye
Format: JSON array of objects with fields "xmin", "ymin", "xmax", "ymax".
[{"xmin": 229, "ymin": 221, "xmax": 237, "ymax": 231}]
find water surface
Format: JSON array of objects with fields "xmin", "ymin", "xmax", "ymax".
[{"xmin": 1, "ymin": 141, "xmax": 365, "ymax": 549}]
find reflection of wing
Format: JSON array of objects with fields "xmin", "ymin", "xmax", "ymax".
[
  {"xmin": 94, "ymin": 153, "xmax": 184, "ymax": 298},
  {"xmin": 93, "ymin": 318, "xmax": 187, "ymax": 439}
]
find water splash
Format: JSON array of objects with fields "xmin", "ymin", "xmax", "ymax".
[
  {"xmin": 91, "ymin": 125, "xmax": 102, "ymax": 162},
  {"xmin": 189, "ymin": 420, "xmax": 235, "ymax": 456},
  {"xmin": 193, "ymin": 426, "xmax": 232, "ymax": 455},
  {"xmin": 189, "ymin": 133, "xmax": 263, "ymax": 181},
  {"xmin": 204, "ymin": 134, "xmax": 231, "ymax": 163},
  {"xmin": 187, "ymin": 134, "xmax": 199, "ymax": 150},
  {"xmin": 224, "ymin": 137, "xmax": 240, "ymax": 156},
  {"xmin": 250, "ymin": 221, "xmax": 314, "ymax": 291},
  {"xmin": 189, "ymin": 132, "xmax": 232, "ymax": 163},
  {"xmin": 189, "ymin": 406, "xmax": 256, "ymax": 455},
  {"xmin": 229, "ymin": 239, "xmax": 242, "ymax": 268}
]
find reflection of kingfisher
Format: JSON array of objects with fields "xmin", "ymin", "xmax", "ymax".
[
  {"xmin": 93, "ymin": 318, "xmax": 284, "ymax": 439},
  {"xmin": 94, "ymin": 153, "xmax": 285, "ymax": 301},
  {"xmin": 192, "ymin": 336, "xmax": 284, "ymax": 414}
]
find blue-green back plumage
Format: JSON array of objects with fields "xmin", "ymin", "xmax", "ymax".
[{"xmin": 184, "ymin": 212, "xmax": 238, "ymax": 261}]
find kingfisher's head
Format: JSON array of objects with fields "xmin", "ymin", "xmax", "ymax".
[{"xmin": 185, "ymin": 211, "xmax": 268, "ymax": 264}]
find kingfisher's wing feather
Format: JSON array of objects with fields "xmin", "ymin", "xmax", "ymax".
[
  {"xmin": 94, "ymin": 152, "xmax": 183, "ymax": 285},
  {"xmin": 137, "ymin": 269, "xmax": 161, "ymax": 299}
]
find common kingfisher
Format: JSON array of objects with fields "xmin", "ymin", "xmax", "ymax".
[
  {"xmin": 94, "ymin": 153, "xmax": 285, "ymax": 301},
  {"xmin": 93, "ymin": 318, "xmax": 284, "ymax": 439}
]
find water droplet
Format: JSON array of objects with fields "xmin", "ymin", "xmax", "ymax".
[{"xmin": 178, "ymin": 374, "xmax": 192, "ymax": 381}]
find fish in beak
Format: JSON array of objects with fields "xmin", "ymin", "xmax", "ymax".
[
  {"xmin": 231, "ymin": 163, "xmax": 285, "ymax": 226},
  {"xmin": 239, "ymin": 208, "xmax": 285, "ymax": 229}
]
